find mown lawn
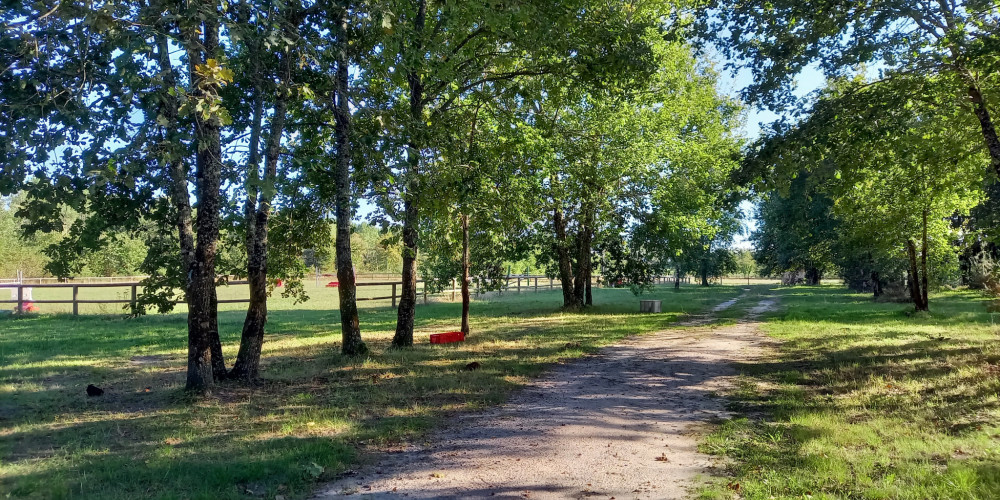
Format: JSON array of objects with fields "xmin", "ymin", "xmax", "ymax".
[
  {"xmin": 699, "ymin": 286, "xmax": 1000, "ymax": 500},
  {"xmin": 0, "ymin": 284, "xmax": 740, "ymax": 499}
]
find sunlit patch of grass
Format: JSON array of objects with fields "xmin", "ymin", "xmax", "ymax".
[
  {"xmin": 0, "ymin": 284, "xmax": 741, "ymax": 499},
  {"xmin": 700, "ymin": 285, "xmax": 1000, "ymax": 499}
]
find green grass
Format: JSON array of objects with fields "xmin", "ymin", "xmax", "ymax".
[
  {"xmin": 0, "ymin": 284, "xmax": 741, "ymax": 499},
  {"xmin": 698, "ymin": 285, "xmax": 1000, "ymax": 500}
]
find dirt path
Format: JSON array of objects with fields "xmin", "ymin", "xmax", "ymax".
[{"xmin": 314, "ymin": 294, "xmax": 777, "ymax": 499}]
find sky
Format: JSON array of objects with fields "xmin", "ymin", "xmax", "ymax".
[{"xmin": 720, "ymin": 63, "xmax": 827, "ymax": 249}]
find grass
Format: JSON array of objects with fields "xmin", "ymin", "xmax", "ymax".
[
  {"xmin": 698, "ymin": 285, "xmax": 1000, "ymax": 500},
  {"xmin": 0, "ymin": 284, "xmax": 741, "ymax": 499}
]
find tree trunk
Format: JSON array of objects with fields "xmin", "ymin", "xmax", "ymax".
[
  {"xmin": 805, "ymin": 267, "xmax": 822, "ymax": 285},
  {"xmin": 391, "ymin": 0, "xmax": 426, "ymax": 348},
  {"xmin": 332, "ymin": 12, "xmax": 367, "ymax": 356},
  {"xmin": 184, "ymin": 11, "xmax": 225, "ymax": 391},
  {"xmin": 906, "ymin": 239, "xmax": 927, "ymax": 311},
  {"xmin": 460, "ymin": 213, "xmax": 470, "ymax": 335},
  {"xmin": 921, "ymin": 207, "xmax": 929, "ymax": 310},
  {"xmin": 674, "ymin": 265, "xmax": 681, "ymax": 289},
  {"xmin": 573, "ymin": 209, "xmax": 591, "ymax": 307},
  {"xmin": 967, "ymin": 83, "xmax": 1000, "ymax": 178},
  {"xmin": 230, "ymin": 62, "xmax": 288, "ymax": 380},
  {"xmin": 552, "ymin": 204, "xmax": 576, "ymax": 307},
  {"xmin": 585, "ymin": 266, "xmax": 592, "ymax": 306},
  {"xmin": 700, "ymin": 258, "xmax": 709, "ymax": 286},
  {"xmin": 872, "ymin": 271, "xmax": 883, "ymax": 298}
]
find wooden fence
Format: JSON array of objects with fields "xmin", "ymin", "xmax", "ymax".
[{"xmin": 1, "ymin": 274, "xmax": 684, "ymax": 316}]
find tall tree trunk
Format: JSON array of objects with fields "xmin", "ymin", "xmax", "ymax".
[
  {"xmin": 573, "ymin": 218, "xmax": 589, "ymax": 307},
  {"xmin": 157, "ymin": 33, "xmax": 206, "ymax": 388},
  {"xmin": 674, "ymin": 265, "xmax": 681, "ymax": 289},
  {"xmin": 392, "ymin": 0, "xmax": 426, "ymax": 348},
  {"xmin": 332, "ymin": 11, "xmax": 367, "ymax": 356},
  {"xmin": 805, "ymin": 267, "xmax": 822, "ymax": 285},
  {"xmin": 460, "ymin": 213, "xmax": 470, "ymax": 335},
  {"xmin": 184, "ymin": 9, "xmax": 225, "ymax": 391},
  {"xmin": 872, "ymin": 271, "xmax": 883, "ymax": 298},
  {"xmin": 585, "ymin": 266, "xmax": 592, "ymax": 306},
  {"xmin": 906, "ymin": 239, "xmax": 927, "ymax": 311},
  {"xmin": 967, "ymin": 82, "xmax": 1000, "ymax": 178},
  {"xmin": 230, "ymin": 67, "xmax": 287, "ymax": 379},
  {"xmin": 552, "ymin": 204, "xmax": 576, "ymax": 307},
  {"xmin": 700, "ymin": 258, "xmax": 709, "ymax": 286},
  {"xmin": 921, "ymin": 207, "xmax": 929, "ymax": 310}
]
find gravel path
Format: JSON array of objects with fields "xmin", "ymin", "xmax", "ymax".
[{"xmin": 314, "ymin": 294, "xmax": 777, "ymax": 499}]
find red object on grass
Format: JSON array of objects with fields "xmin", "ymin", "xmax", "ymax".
[
  {"xmin": 429, "ymin": 331, "xmax": 465, "ymax": 344},
  {"xmin": 275, "ymin": 279, "xmax": 284, "ymax": 287},
  {"xmin": 20, "ymin": 302, "xmax": 38, "ymax": 313},
  {"xmin": 325, "ymin": 281, "xmax": 340, "ymax": 288}
]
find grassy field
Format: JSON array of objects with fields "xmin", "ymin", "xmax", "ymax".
[
  {"xmin": 699, "ymin": 286, "xmax": 1000, "ymax": 500},
  {"xmin": 0, "ymin": 284, "xmax": 740, "ymax": 499}
]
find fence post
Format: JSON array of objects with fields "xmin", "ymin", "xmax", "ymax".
[
  {"xmin": 550, "ymin": 277, "xmax": 553, "ymax": 289},
  {"xmin": 73, "ymin": 286, "xmax": 79, "ymax": 316},
  {"xmin": 423, "ymin": 283, "xmax": 428, "ymax": 305},
  {"xmin": 130, "ymin": 285, "xmax": 137, "ymax": 312},
  {"xmin": 16, "ymin": 285, "xmax": 23, "ymax": 314},
  {"xmin": 391, "ymin": 283, "xmax": 397, "ymax": 308},
  {"xmin": 517, "ymin": 277, "xmax": 521, "ymax": 293}
]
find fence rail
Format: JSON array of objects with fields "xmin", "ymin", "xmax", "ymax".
[{"xmin": 1, "ymin": 274, "xmax": 686, "ymax": 316}]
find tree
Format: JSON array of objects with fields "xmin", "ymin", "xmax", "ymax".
[
  {"xmin": 703, "ymin": 0, "xmax": 1000, "ymax": 180},
  {"xmin": 733, "ymin": 249, "xmax": 757, "ymax": 285},
  {"xmin": 747, "ymin": 77, "xmax": 987, "ymax": 310}
]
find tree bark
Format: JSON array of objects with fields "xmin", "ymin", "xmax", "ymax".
[
  {"xmin": 230, "ymin": 63, "xmax": 287, "ymax": 380},
  {"xmin": 921, "ymin": 207, "xmax": 929, "ymax": 310},
  {"xmin": 552, "ymin": 204, "xmax": 576, "ymax": 307},
  {"xmin": 700, "ymin": 258, "xmax": 709, "ymax": 286},
  {"xmin": 184, "ymin": 9, "xmax": 225, "ymax": 391},
  {"xmin": 332, "ymin": 9, "xmax": 367, "ymax": 356},
  {"xmin": 674, "ymin": 265, "xmax": 681, "ymax": 289},
  {"xmin": 460, "ymin": 213, "xmax": 470, "ymax": 335},
  {"xmin": 392, "ymin": 0, "xmax": 426, "ymax": 348},
  {"xmin": 805, "ymin": 267, "xmax": 822, "ymax": 286},
  {"xmin": 572, "ymin": 208, "xmax": 591, "ymax": 307},
  {"xmin": 967, "ymin": 82, "xmax": 1000, "ymax": 178},
  {"xmin": 907, "ymin": 239, "xmax": 927, "ymax": 311},
  {"xmin": 872, "ymin": 271, "xmax": 883, "ymax": 298}
]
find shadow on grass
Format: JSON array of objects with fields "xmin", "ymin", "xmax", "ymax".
[
  {"xmin": 700, "ymin": 285, "xmax": 1000, "ymax": 499},
  {"xmin": 0, "ymin": 284, "xmax": 743, "ymax": 499}
]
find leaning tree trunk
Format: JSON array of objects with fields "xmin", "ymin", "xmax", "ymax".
[
  {"xmin": 332, "ymin": 15, "xmax": 367, "ymax": 356},
  {"xmin": 184, "ymin": 12, "xmax": 225, "ymax": 391},
  {"xmin": 460, "ymin": 213, "xmax": 470, "ymax": 335},
  {"xmin": 552, "ymin": 204, "xmax": 576, "ymax": 307},
  {"xmin": 230, "ymin": 71, "xmax": 288, "ymax": 380},
  {"xmin": 391, "ymin": 0, "xmax": 426, "ymax": 348},
  {"xmin": 967, "ymin": 82, "xmax": 1000, "ymax": 179}
]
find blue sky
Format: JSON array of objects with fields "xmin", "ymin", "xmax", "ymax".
[{"xmin": 721, "ymin": 63, "xmax": 826, "ymax": 249}]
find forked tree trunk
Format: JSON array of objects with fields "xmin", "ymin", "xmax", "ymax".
[
  {"xmin": 184, "ymin": 11, "xmax": 225, "ymax": 391},
  {"xmin": 333, "ymin": 12, "xmax": 367, "ymax": 356},
  {"xmin": 552, "ymin": 204, "xmax": 576, "ymax": 307},
  {"xmin": 460, "ymin": 213, "xmax": 470, "ymax": 335},
  {"xmin": 231, "ymin": 67, "xmax": 288, "ymax": 380},
  {"xmin": 391, "ymin": 0, "xmax": 426, "ymax": 348}
]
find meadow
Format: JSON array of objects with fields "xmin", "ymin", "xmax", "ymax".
[
  {"xmin": 0, "ymin": 283, "xmax": 738, "ymax": 499},
  {"xmin": 699, "ymin": 286, "xmax": 1000, "ymax": 500}
]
